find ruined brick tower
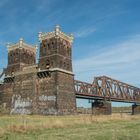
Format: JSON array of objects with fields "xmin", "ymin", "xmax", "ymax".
[
  {"xmin": 37, "ymin": 25, "xmax": 76, "ymax": 114},
  {"xmin": 0, "ymin": 26, "xmax": 76, "ymax": 115},
  {"xmin": 1, "ymin": 38, "xmax": 37, "ymax": 112},
  {"xmin": 6, "ymin": 38, "xmax": 36, "ymax": 76}
]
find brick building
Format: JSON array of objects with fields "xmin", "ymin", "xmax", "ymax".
[{"xmin": 0, "ymin": 26, "xmax": 76, "ymax": 115}]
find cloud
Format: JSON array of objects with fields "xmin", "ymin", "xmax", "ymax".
[
  {"xmin": 74, "ymin": 27, "xmax": 96, "ymax": 38},
  {"xmin": 73, "ymin": 34, "xmax": 140, "ymax": 86},
  {"xmin": 72, "ymin": 10, "xmax": 120, "ymax": 39}
]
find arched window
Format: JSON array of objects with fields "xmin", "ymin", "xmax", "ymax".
[
  {"xmin": 41, "ymin": 59, "xmax": 44, "ymax": 67},
  {"xmin": 12, "ymin": 52, "xmax": 15, "ymax": 62},
  {"xmin": 43, "ymin": 42, "xmax": 46, "ymax": 48},
  {"xmin": 44, "ymin": 47, "xmax": 46, "ymax": 55},
  {"xmin": 46, "ymin": 59, "xmax": 50, "ymax": 69},
  {"xmin": 47, "ymin": 44, "xmax": 50, "ymax": 49}
]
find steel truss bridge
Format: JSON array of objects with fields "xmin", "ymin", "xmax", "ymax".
[{"xmin": 74, "ymin": 76, "xmax": 140, "ymax": 104}]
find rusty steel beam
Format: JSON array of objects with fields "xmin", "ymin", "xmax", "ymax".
[{"xmin": 74, "ymin": 76, "xmax": 140, "ymax": 103}]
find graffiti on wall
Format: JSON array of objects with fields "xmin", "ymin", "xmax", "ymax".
[
  {"xmin": 38, "ymin": 95, "xmax": 56, "ymax": 101},
  {"xmin": 10, "ymin": 94, "xmax": 32, "ymax": 114}
]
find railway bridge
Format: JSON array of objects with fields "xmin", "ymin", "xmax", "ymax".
[
  {"xmin": 0, "ymin": 26, "xmax": 140, "ymax": 115},
  {"xmin": 74, "ymin": 76, "xmax": 140, "ymax": 114}
]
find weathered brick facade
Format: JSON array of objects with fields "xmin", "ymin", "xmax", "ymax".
[{"xmin": 0, "ymin": 26, "xmax": 76, "ymax": 115}]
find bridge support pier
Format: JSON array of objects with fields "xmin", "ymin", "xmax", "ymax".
[
  {"xmin": 132, "ymin": 104, "xmax": 140, "ymax": 115},
  {"xmin": 91, "ymin": 100, "xmax": 112, "ymax": 115}
]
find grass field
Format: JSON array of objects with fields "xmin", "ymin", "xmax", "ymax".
[{"xmin": 0, "ymin": 114, "xmax": 139, "ymax": 140}]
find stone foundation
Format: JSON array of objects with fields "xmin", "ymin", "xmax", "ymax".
[
  {"xmin": 132, "ymin": 104, "xmax": 140, "ymax": 115},
  {"xmin": 92, "ymin": 100, "xmax": 112, "ymax": 115}
]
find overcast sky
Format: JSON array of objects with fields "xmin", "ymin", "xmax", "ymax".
[{"xmin": 0, "ymin": 0, "xmax": 140, "ymax": 107}]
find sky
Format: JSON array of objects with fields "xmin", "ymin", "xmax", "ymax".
[{"xmin": 0, "ymin": 0, "xmax": 140, "ymax": 107}]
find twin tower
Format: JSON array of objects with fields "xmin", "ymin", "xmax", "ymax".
[{"xmin": 0, "ymin": 26, "xmax": 76, "ymax": 114}]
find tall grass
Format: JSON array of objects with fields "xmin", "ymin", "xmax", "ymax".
[
  {"xmin": 0, "ymin": 114, "xmax": 139, "ymax": 140},
  {"xmin": 0, "ymin": 114, "xmax": 139, "ymax": 133}
]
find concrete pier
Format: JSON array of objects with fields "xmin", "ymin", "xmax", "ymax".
[
  {"xmin": 92, "ymin": 100, "xmax": 112, "ymax": 115},
  {"xmin": 132, "ymin": 104, "xmax": 140, "ymax": 115}
]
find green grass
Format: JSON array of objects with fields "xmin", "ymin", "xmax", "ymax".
[{"xmin": 0, "ymin": 114, "xmax": 139, "ymax": 140}]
